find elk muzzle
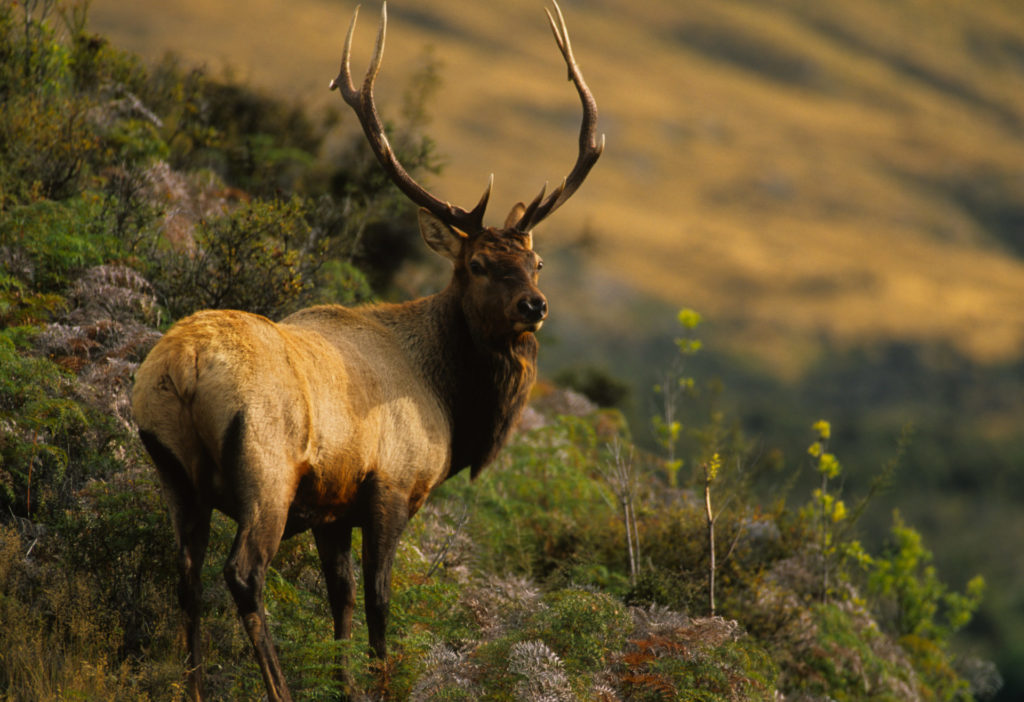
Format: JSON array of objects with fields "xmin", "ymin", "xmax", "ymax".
[{"xmin": 513, "ymin": 292, "xmax": 548, "ymax": 332}]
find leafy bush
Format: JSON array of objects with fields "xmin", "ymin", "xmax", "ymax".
[
  {"xmin": 555, "ymin": 365, "xmax": 631, "ymax": 409},
  {"xmin": 615, "ymin": 617, "xmax": 777, "ymax": 702},
  {"xmin": 527, "ymin": 588, "xmax": 632, "ymax": 672},
  {"xmin": 868, "ymin": 512, "xmax": 986, "ymax": 700},
  {"xmin": 869, "ymin": 512, "xmax": 985, "ymax": 643},
  {"xmin": 0, "ymin": 329, "xmax": 91, "ymax": 518},
  {"xmin": 431, "ymin": 414, "xmax": 628, "ymax": 586},
  {"xmin": 0, "ymin": 197, "xmax": 124, "ymax": 293},
  {"xmin": 0, "ymin": 272, "xmax": 64, "ymax": 327},
  {"xmin": 143, "ymin": 196, "xmax": 328, "ymax": 319}
]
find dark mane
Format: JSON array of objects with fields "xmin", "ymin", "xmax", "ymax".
[
  {"xmin": 366, "ymin": 282, "xmax": 538, "ymax": 479},
  {"xmin": 448, "ymin": 318, "xmax": 537, "ymax": 478}
]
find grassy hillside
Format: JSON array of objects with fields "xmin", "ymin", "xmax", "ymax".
[
  {"xmin": 86, "ymin": 0, "xmax": 1024, "ymax": 375},
  {"xmin": 24, "ymin": 0, "xmax": 1024, "ymax": 698},
  {"xmin": 1, "ymin": 1, "xmax": 1016, "ymax": 699}
]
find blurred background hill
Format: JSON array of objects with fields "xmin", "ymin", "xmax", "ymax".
[{"xmin": 84, "ymin": 0, "xmax": 1024, "ymax": 697}]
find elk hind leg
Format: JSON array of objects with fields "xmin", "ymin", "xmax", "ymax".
[
  {"xmin": 139, "ymin": 430, "xmax": 211, "ymax": 701},
  {"xmin": 224, "ymin": 513, "xmax": 291, "ymax": 702},
  {"xmin": 219, "ymin": 414, "xmax": 293, "ymax": 701},
  {"xmin": 176, "ymin": 505, "xmax": 212, "ymax": 699}
]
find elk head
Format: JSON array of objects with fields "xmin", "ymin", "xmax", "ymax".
[{"xmin": 330, "ymin": 0, "xmax": 604, "ymax": 344}]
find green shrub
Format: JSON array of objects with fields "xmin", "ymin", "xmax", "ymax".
[
  {"xmin": 145, "ymin": 196, "xmax": 328, "ymax": 319},
  {"xmin": 868, "ymin": 512, "xmax": 985, "ymax": 700},
  {"xmin": 61, "ymin": 469, "xmax": 179, "ymax": 660},
  {"xmin": 0, "ymin": 1, "xmax": 155, "ymax": 206},
  {"xmin": 0, "ymin": 329, "xmax": 89, "ymax": 518},
  {"xmin": 0, "ymin": 92, "xmax": 100, "ymax": 202},
  {"xmin": 869, "ymin": 512, "xmax": 985, "ymax": 643},
  {"xmin": 617, "ymin": 631, "xmax": 777, "ymax": 702},
  {"xmin": 0, "ymin": 273, "xmax": 64, "ymax": 327},
  {"xmin": 527, "ymin": 588, "xmax": 631, "ymax": 672},
  {"xmin": 0, "ymin": 196, "xmax": 124, "ymax": 293},
  {"xmin": 431, "ymin": 415, "xmax": 625, "ymax": 583},
  {"xmin": 783, "ymin": 602, "xmax": 914, "ymax": 701}
]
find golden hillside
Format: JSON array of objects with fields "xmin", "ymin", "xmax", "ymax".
[{"xmin": 88, "ymin": 0, "xmax": 1024, "ymax": 375}]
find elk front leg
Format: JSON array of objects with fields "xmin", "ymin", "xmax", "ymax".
[
  {"xmin": 313, "ymin": 522, "xmax": 357, "ymax": 640},
  {"xmin": 313, "ymin": 522, "xmax": 358, "ymax": 695},
  {"xmin": 361, "ymin": 492, "xmax": 410, "ymax": 658}
]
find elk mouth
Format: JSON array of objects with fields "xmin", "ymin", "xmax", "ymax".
[{"xmin": 514, "ymin": 319, "xmax": 544, "ymax": 334}]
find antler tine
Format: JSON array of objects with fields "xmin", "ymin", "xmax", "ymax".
[
  {"xmin": 519, "ymin": 182, "xmax": 548, "ymax": 230},
  {"xmin": 546, "ymin": 2, "xmax": 571, "ymax": 76},
  {"xmin": 328, "ymin": 6, "xmax": 358, "ymax": 96},
  {"xmin": 331, "ymin": 2, "xmax": 491, "ymax": 234},
  {"xmin": 518, "ymin": 0, "xmax": 605, "ymax": 232}
]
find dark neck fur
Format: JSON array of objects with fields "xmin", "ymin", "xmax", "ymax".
[{"xmin": 366, "ymin": 283, "xmax": 538, "ymax": 478}]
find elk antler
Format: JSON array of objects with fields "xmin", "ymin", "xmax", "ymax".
[
  {"xmin": 331, "ymin": 1, "xmax": 602, "ymax": 235},
  {"xmin": 331, "ymin": 2, "xmax": 492, "ymax": 235},
  {"xmin": 516, "ymin": 0, "xmax": 605, "ymax": 232}
]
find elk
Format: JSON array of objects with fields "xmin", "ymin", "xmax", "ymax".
[{"xmin": 131, "ymin": 2, "xmax": 602, "ymax": 700}]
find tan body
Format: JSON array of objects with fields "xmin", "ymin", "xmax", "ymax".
[
  {"xmin": 132, "ymin": 213, "xmax": 542, "ymax": 701},
  {"xmin": 132, "ymin": 3, "xmax": 601, "ymax": 700},
  {"xmin": 133, "ymin": 304, "xmax": 453, "ymax": 533}
]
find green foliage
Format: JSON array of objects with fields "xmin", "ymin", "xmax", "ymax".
[
  {"xmin": 616, "ymin": 629, "xmax": 777, "ymax": 702},
  {"xmin": 781, "ymin": 602, "xmax": 916, "ymax": 701},
  {"xmin": 0, "ymin": 329, "xmax": 90, "ymax": 518},
  {"xmin": 869, "ymin": 512, "xmax": 984, "ymax": 643},
  {"xmin": 0, "ymin": 90, "xmax": 98, "ymax": 201},
  {"xmin": 1, "ymin": 196, "xmax": 124, "ymax": 292},
  {"xmin": 555, "ymin": 364, "xmax": 631, "ymax": 408},
  {"xmin": 799, "ymin": 419, "xmax": 873, "ymax": 602},
  {"xmin": 528, "ymin": 588, "xmax": 632, "ymax": 672},
  {"xmin": 0, "ymin": 273, "xmax": 64, "ymax": 328},
  {"xmin": 0, "ymin": 1, "xmax": 154, "ymax": 206},
  {"xmin": 469, "ymin": 588, "xmax": 629, "ymax": 700},
  {"xmin": 0, "ymin": 524, "xmax": 173, "ymax": 701},
  {"xmin": 309, "ymin": 258, "xmax": 373, "ymax": 307},
  {"xmin": 144, "ymin": 196, "xmax": 328, "ymax": 319},
  {"xmin": 435, "ymin": 415, "xmax": 624, "ymax": 586},
  {"xmin": 261, "ymin": 569, "xmax": 348, "ymax": 701},
  {"xmin": 61, "ymin": 469, "xmax": 179, "ymax": 660},
  {"xmin": 652, "ymin": 308, "xmax": 703, "ymax": 487},
  {"xmin": 138, "ymin": 58, "xmax": 324, "ymax": 197}
]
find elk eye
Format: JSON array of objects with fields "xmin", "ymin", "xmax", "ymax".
[
  {"xmin": 536, "ymin": 258, "xmax": 544, "ymax": 271},
  {"xmin": 469, "ymin": 259, "xmax": 486, "ymax": 276}
]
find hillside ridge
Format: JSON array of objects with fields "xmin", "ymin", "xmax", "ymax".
[{"xmin": 86, "ymin": 0, "xmax": 1024, "ymax": 375}]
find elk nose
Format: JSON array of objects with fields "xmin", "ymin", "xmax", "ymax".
[{"xmin": 517, "ymin": 295, "xmax": 548, "ymax": 323}]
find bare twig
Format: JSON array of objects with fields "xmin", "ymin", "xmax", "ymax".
[{"xmin": 600, "ymin": 437, "xmax": 640, "ymax": 585}]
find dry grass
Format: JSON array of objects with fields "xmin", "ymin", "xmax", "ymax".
[{"xmin": 87, "ymin": 0, "xmax": 1024, "ymax": 375}]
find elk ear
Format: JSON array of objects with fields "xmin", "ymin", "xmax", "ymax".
[
  {"xmin": 419, "ymin": 208, "xmax": 466, "ymax": 261},
  {"xmin": 504, "ymin": 202, "xmax": 527, "ymax": 230}
]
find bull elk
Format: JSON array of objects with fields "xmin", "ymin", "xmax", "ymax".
[{"xmin": 131, "ymin": 2, "xmax": 602, "ymax": 700}]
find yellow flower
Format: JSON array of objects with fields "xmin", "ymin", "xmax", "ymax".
[
  {"xmin": 819, "ymin": 452, "xmax": 841, "ymax": 479},
  {"xmin": 707, "ymin": 452, "xmax": 721, "ymax": 482},
  {"xmin": 677, "ymin": 308, "xmax": 702, "ymax": 329},
  {"xmin": 812, "ymin": 420, "xmax": 831, "ymax": 440}
]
